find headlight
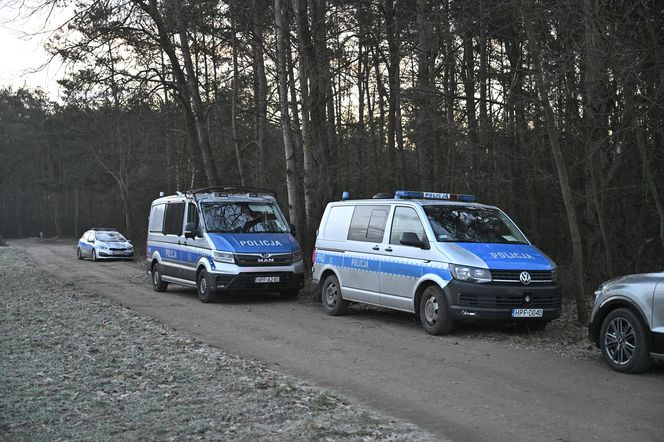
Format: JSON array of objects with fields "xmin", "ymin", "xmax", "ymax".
[
  {"xmin": 450, "ymin": 265, "xmax": 491, "ymax": 283},
  {"xmin": 213, "ymin": 251, "xmax": 235, "ymax": 264},
  {"xmin": 593, "ymin": 284, "xmax": 606, "ymax": 305},
  {"xmin": 292, "ymin": 249, "xmax": 302, "ymax": 262},
  {"xmin": 98, "ymin": 243, "xmax": 108, "ymax": 250}
]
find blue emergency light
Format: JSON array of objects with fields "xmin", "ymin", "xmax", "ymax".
[{"xmin": 394, "ymin": 190, "xmax": 476, "ymax": 202}]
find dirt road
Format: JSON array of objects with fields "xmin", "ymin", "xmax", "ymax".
[{"xmin": 15, "ymin": 239, "xmax": 664, "ymax": 441}]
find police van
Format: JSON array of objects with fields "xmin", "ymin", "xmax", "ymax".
[
  {"xmin": 311, "ymin": 191, "xmax": 561, "ymax": 334},
  {"xmin": 147, "ymin": 186, "xmax": 305, "ymax": 302}
]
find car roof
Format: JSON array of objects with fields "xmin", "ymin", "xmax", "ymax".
[{"xmin": 327, "ymin": 198, "xmax": 495, "ymax": 210}]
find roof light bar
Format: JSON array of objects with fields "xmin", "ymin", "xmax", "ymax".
[{"xmin": 394, "ymin": 190, "xmax": 476, "ymax": 202}]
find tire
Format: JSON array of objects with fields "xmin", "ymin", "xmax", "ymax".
[
  {"xmin": 280, "ymin": 289, "xmax": 300, "ymax": 300},
  {"xmin": 515, "ymin": 320, "xmax": 549, "ymax": 332},
  {"xmin": 91, "ymin": 249, "xmax": 97, "ymax": 262},
  {"xmin": 76, "ymin": 248, "xmax": 83, "ymax": 260},
  {"xmin": 599, "ymin": 308, "xmax": 652, "ymax": 373},
  {"xmin": 197, "ymin": 269, "xmax": 215, "ymax": 303},
  {"xmin": 321, "ymin": 274, "xmax": 348, "ymax": 316},
  {"xmin": 151, "ymin": 263, "xmax": 168, "ymax": 292},
  {"xmin": 419, "ymin": 285, "xmax": 454, "ymax": 335}
]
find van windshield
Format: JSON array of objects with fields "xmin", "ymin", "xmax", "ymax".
[
  {"xmin": 201, "ymin": 202, "xmax": 290, "ymax": 234},
  {"xmin": 423, "ymin": 205, "xmax": 528, "ymax": 244}
]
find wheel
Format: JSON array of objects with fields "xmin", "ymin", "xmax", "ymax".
[
  {"xmin": 419, "ymin": 285, "xmax": 454, "ymax": 335},
  {"xmin": 76, "ymin": 248, "xmax": 83, "ymax": 260},
  {"xmin": 151, "ymin": 263, "xmax": 168, "ymax": 292},
  {"xmin": 91, "ymin": 249, "xmax": 97, "ymax": 262},
  {"xmin": 280, "ymin": 289, "xmax": 300, "ymax": 300},
  {"xmin": 599, "ymin": 308, "xmax": 652, "ymax": 373},
  {"xmin": 515, "ymin": 320, "xmax": 549, "ymax": 332},
  {"xmin": 197, "ymin": 269, "xmax": 214, "ymax": 303},
  {"xmin": 321, "ymin": 274, "xmax": 348, "ymax": 316}
]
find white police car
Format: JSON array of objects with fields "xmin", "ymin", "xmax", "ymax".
[
  {"xmin": 77, "ymin": 228, "xmax": 134, "ymax": 261},
  {"xmin": 146, "ymin": 187, "xmax": 305, "ymax": 302},
  {"xmin": 311, "ymin": 190, "xmax": 561, "ymax": 334}
]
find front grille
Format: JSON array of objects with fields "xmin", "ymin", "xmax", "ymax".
[
  {"xmin": 458, "ymin": 293, "xmax": 561, "ymax": 309},
  {"xmin": 490, "ymin": 269, "xmax": 554, "ymax": 283},
  {"xmin": 235, "ymin": 253, "xmax": 292, "ymax": 267},
  {"xmin": 109, "ymin": 248, "xmax": 131, "ymax": 252}
]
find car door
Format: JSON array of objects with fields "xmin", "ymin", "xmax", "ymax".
[
  {"xmin": 160, "ymin": 201, "xmax": 186, "ymax": 279},
  {"xmin": 84, "ymin": 231, "xmax": 95, "ymax": 257},
  {"xmin": 339, "ymin": 205, "xmax": 390, "ymax": 306},
  {"xmin": 379, "ymin": 206, "xmax": 434, "ymax": 312},
  {"xmin": 181, "ymin": 202, "xmax": 206, "ymax": 283}
]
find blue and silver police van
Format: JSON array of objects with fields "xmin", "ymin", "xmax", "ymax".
[
  {"xmin": 311, "ymin": 191, "xmax": 561, "ymax": 334},
  {"xmin": 147, "ymin": 187, "xmax": 305, "ymax": 302}
]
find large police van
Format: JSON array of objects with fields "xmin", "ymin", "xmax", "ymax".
[
  {"xmin": 312, "ymin": 191, "xmax": 561, "ymax": 334},
  {"xmin": 147, "ymin": 187, "xmax": 305, "ymax": 302}
]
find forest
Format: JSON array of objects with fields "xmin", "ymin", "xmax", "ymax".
[{"xmin": 0, "ymin": 0, "xmax": 663, "ymax": 321}]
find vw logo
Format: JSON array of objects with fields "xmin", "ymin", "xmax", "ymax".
[
  {"xmin": 519, "ymin": 271, "xmax": 532, "ymax": 285},
  {"xmin": 261, "ymin": 253, "xmax": 271, "ymax": 258}
]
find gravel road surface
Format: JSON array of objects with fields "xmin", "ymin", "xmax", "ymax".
[
  {"xmin": 1, "ymin": 245, "xmax": 434, "ymax": 441},
  {"xmin": 5, "ymin": 239, "xmax": 664, "ymax": 441}
]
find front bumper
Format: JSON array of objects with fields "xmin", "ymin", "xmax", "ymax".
[
  {"xmin": 98, "ymin": 250, "xmax": 134, "ymax": 259},
  {"xmin": 443, "ymin": 279, "xmax": 561, "ymax": 322},
  {"xmin": 211, "ymin": 271, "xmax": 305, "ymax": 292}
]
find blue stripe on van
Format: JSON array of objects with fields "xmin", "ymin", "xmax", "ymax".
[
  {"xmin": 148, "ymin": 245, "xmax": 214, "ymax": 269},
  {"xmin": 315, "ymin": 250, "xmax": 451, "ymax": 281}
]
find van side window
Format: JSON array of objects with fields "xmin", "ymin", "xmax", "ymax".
[
  {"xmin": 347, "ymin": 205, "xmax": 389, "ymax": 242},
  {"xmin": 390, "ymin": 207, "xmax": 426, "ymax": 245},
  {"xmin": 186, "ymin": 203, "xmax": 199, "ymax": 228},
  {"xmin": 149, "ymin": 204, "xmax": 166, "ymax": 233},
  {"xmin": 163, "ymin": 202, "xmax": 185, "ymax": 236}
]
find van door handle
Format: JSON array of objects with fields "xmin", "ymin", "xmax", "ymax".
[
  {"xmin": 385, "ymin": 247, "xmax": 393, "ymax": 252},
  {"xmin": 372, "ymin": 245, "xmax": 380, "ymax": 251}
]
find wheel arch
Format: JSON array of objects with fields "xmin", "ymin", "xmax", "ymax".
[
  {"xmin": 413, "ymin": 277, "xmax": 448, "ymax": 314},
  {"xmin": 592, "ymin": 298, "xmax": 650, "ymax": 346},
  {"xmin": 319, "ymin": 268, "xmax": 341, "ymax": 291}
]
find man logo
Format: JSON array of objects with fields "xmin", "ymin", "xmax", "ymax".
[
  {"xmin": 261, "ymin": 253, "xmax": 271, "ymax": 258},
  {"xmin": 520, "ymin": 271, "xmax": 532, "ymax": 285}
]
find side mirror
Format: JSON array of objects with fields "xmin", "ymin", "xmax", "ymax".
[
  {"xmin": 184, "ymin": 222, "xmax": 200, "ymax": 239},
  {"xmin": 127, "ymin": 239, "xmax": 133, "ymax": 244},
  {"xmin": 289, "ymin": 223, "xmax": 297, "ymax": 237},
  {"xmin": 400, "ymin": 232, "xmax": 430, "ymax": 249}
]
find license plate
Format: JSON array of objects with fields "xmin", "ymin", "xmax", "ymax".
[
  {"xmin": 512, "ymin": 308, "xmax": 543, "ymax": 318},
  {"xmin": 254, "ymin": 276, "xmax": 279, "ymax": 283}
]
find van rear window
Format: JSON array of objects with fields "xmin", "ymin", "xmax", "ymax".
[{"xmin": 149, "ymin": 204, "xmax": 166, "ymax": 233}]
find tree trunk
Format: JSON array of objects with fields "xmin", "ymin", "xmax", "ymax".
[
  {"xmin": 523, "ymin": 0, "xmax": 587, "ymax": 323},
  {"xmin": 582, "ymin": 0, "xmax": 613, "ymax": 276},
  {"xmin": 274, "ymin": 0, "xmax": 301, "ymax": 227},
  {"xmin": 252, "ymin": 1, "xmax": 268, "ymax": 187},
  {"xmin": 231, "ymin": 16, "xmax": 246, "ymax": 186},
  {"xmin": 294, "ymin": 0, "xmax": 317, "ymax": 238}
]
